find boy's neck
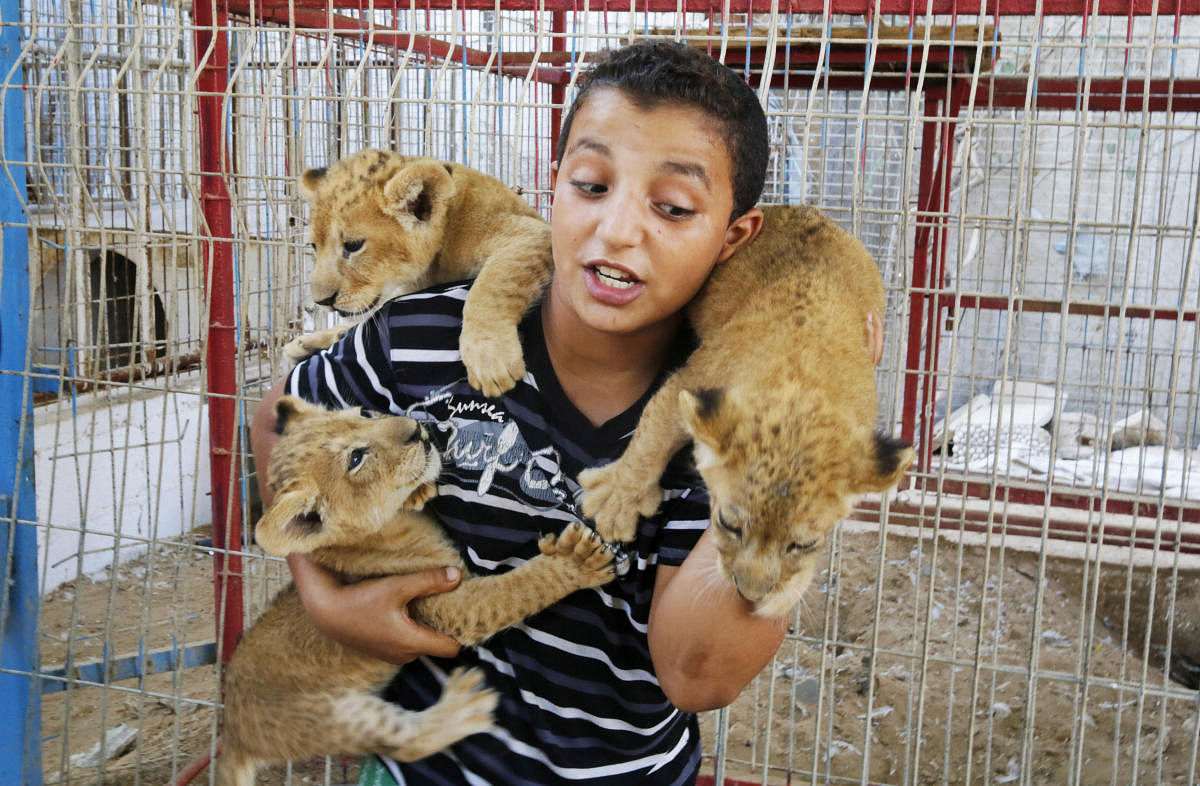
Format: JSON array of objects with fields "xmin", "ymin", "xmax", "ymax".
[{"xmin": 540, "ymin": 296, "xmax": 681, "ymax": 428}]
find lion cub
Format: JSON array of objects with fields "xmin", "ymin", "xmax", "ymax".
[
  {"xmin": 286, "ymin": 148, "xmax": 552, "ymax": 395},
  {"xmin": 218, "ymin": 396, "xmax": 615, "ymax": 786},
  {"xmin": 577, "ymin": 205, "xmax": 914, "ymax": 618}
]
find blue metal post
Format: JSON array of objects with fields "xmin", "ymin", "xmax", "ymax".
[{"xmin": 0, "ymin": 0, "xmax": 41, "ymax": 781}]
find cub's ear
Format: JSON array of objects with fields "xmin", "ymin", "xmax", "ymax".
[
  {"xmin": 853, "ymin": 432, "xmax": 915, "ymax": 494},
  {"xmin": 380, "ymin": 160, "xmax": 456, "ymax": 229},
  {"xmin": 680, "ymin": 388, "xmax": 735, "ymax": 468},
  {"xmin": 273, "ymin": 395, "xmax": 316, "ymax": 435},
  {"xmin": 254, "ymin": 481, "xmax": 324, "ymax": 557},
  {"xmin": 298, "ymin": 167, "xmax": 327, "ymax": 202}
]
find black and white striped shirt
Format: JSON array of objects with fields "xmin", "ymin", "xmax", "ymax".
[{"xmin": 288, "ymin": 282, "xmax": 711, "ymax": 784}]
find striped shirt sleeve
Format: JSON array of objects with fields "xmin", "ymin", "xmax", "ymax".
[{"xmin": 286, "ymin": 315, "xmax": 401, "ymax": 414}]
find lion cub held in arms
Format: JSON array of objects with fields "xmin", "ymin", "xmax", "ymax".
[
  {"xmin": 285, "ymin": 148, "xmax": 553, "ymax": 396},
  {"xmin": 217, "ymin": 397, "xmax": 616, "ymax": 786},
  {"xmin": 578, "ymin": 205, "xmax": 915, "ymax": 618}
]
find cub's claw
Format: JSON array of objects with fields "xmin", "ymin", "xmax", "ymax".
[
  {"xmin": 578, "ymin": 462, "xmax": 663, "ymax": 544},
  {"xmin": 425, "ymin": 667, "xmax": 497, "ymax": 741},
  {"xmin": 461, "ymin": 327, "xmax": 525, "ymax": 398},
  {"xmin": 283, "ymin": 324, "xmax": 352, "ymax": 366},
  {"xmin": 538, "ymin": 522, "xmax": 617, "ymax": 584}
]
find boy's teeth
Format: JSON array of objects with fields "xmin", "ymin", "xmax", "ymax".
[{"xmin": 594, "ymin": 265, "xmax": 637, "ymax": 289}]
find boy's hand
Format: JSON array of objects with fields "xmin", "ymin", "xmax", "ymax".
[
  {"xmin": 866, "ymin": 312, "xmax": 884, "ymax": 367},
  {"xmin": 288, "ymin": 553, "xmax": 463, "ymax": 665}
]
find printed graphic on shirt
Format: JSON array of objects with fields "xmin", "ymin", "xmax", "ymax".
[{"xmin": 403, "ymin": 383, "xmax": 577, "ymax": 511}]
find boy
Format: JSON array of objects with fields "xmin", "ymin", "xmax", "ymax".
[{"xmin": 250, "ymin": 41, "xmax": 878, "ymax": 784}]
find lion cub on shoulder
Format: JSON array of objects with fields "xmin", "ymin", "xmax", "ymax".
[
  {"xmin": 217, "ymin": 396, "xmax": 615, "ymax": 786},
  {"xmin": 286, "ymin": 148, "xmax": 552, "ymax": 396},
  {"xmin": 577, "ymin": 205, "xmax": 914, "ymax": 618}
]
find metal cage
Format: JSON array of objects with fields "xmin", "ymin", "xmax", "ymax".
[{"xmin": 2, "ymin": 1, "xmax": 1199, "ymax": 784}]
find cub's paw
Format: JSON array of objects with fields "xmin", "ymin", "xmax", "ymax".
[
  {"xmin": 428, "ymin": 667, "xmax": 498, "ymax": 739},
  {"xmin": 282, "ymin": 324, "xmax": 351, "ymax": 366},
  {"xmin": 460, "ymin": 326, "xmax": 526, "ymax": 398},
  {"xmin": 578, "ymin": 463, "xmax": 662, "ymax": 544},
  {"xmin": 538, "ymin": 522, "xmax": 616, "ymax": 584}
]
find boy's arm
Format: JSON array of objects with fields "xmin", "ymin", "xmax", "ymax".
[
  {"xmin": 646, "ymin": 314, "xmax": 884, "ymax": 709},
  {"xmin": 250, "ymin": 374, "xmax": 463, "ymax": 665},
  {"xmin": 646, "ymin": 527, "xmax": 785, "ymax": 712}
]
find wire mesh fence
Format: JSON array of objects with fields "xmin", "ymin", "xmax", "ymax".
[{"xmin": 1, "ymin": 1, "xmax": 1198, "ymax": 784}]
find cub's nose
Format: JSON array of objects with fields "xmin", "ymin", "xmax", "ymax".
[{"xmin": 314, "ymin": 292, "xmax": 338, "ymax": 308}]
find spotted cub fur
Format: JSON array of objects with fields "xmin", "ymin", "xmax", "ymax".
[
  {"xmin": 286, "ymin": 149, "xmax": 553, "ymax": 396},
  {"xmin": 217, "ymin": 397, "xmax": 616, "ymax": 786},
  {"xmin": 578, "ymin": 205, "xmax": 914, "ymax": 618}
]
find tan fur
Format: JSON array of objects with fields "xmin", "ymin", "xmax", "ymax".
[
  {"xmin": 576, "ymin": 205, "xmax": 915, "ymax": 617},
  {"xmin": 217, "ymin": 397, "xmax": 615, "ymax": 786},
  {"xmin": 287, "ymin": 148, "xmax": 554, "ymax": 395}
]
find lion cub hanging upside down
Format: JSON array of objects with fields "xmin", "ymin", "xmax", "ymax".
[
  {"xmin": 217, "ymin": 397, "xmax": 616, "ymax": 786},
  {"xmin": 285, "ymin": 148, "xmax": 552, "ymax": 396},
  {"xmin": 575, "ymin": 205, "xmax": 915, "ymax": 618}
]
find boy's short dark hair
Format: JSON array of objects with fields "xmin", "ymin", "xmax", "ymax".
[{"xmin": 555, "ymin": 40, "xmax": 769, "ymax": 221}]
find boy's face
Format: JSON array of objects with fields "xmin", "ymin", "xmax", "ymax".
[{"xmin": 549, "ymin": 88, "xmax": 760, "ymax": 339}]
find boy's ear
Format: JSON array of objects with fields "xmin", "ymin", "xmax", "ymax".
[{"xmin": 717, "ymin": 207, "xmax": 764, "ymax": 264}]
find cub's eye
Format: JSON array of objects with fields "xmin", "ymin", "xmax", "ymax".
[
  {"xmin": 787, "ymin": 539, "xmax": 820, "ymax": 554},
  {"xmin": 347, "ymin": 447, "xmax": 368, "ymax": 471},
  {"xmin": 342, "ymin": 239, "xmax": 365, "ymax": 254},
  {"xmin": 716, "ymin": 511, "xmax": 742, "ymax": 538}
]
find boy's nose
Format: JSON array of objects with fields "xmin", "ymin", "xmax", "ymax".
[{"xmin": 594, "ymin": 193, "xmax": 645, "ymax": 249}]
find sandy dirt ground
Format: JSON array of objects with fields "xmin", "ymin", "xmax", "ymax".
[{"xmin": 38, "ymin": 525, "xmax": 1200, "ymax": 785}]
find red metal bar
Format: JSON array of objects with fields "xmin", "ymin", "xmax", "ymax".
[
  {"xmin": 902, "ymin": 91, "xmax": 943, "ymax": 454},
  {"xmin": 940, "ymin": 294, "xmax": 1200, "ymax": 322},
  {"xmin": 550, "ymin": 10, "xmax": 567, "ymax": 175},
  {"xmin": 976, "ymin": 76, "xmax": 1200, "ymax": 112},
  {"xmin": 193, "ymin": 0, "xmax": 244, "ymax": 666},
  {"xmin": 697, "ymin": 775, "xmax": 770, "ymax": 786},
  {"xmin": 168, "ymin": 740, "xmax": 220, "ymax": 786},
  {"xmin": 245, "ymin": 0, "xmax": 1200, "ymax": 14},
  {"xmin": 918, "ymin": 81, "xmax": 966, "ymax": 473},
  {"xmin": 226, "ymin": 1, "xmax": 1200, "ymax": 112},
  {"xmin": 902, "ymin": 478, "xmax": 1200, "ymax": 531},
  {"xmin": 856, "ymin": 490, "xmax": 1200, "ymax": 554}
]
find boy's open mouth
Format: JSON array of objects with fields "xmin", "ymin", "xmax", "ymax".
[{"xmin": 590, "ymin": 264, "xmax": 641, "ymax": 290}]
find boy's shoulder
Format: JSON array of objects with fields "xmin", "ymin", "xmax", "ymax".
[
  {"xmin": 381, "ymin": 279, "xmax": 474, "ymax": 317},
  {"xmin": 367, "ymin": 280, "xmax": 475, "ymax": 344}
]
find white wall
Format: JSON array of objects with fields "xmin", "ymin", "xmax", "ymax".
[{"xmin": 33, "ymin": 371, "xmax": 212, "ymax": 594}]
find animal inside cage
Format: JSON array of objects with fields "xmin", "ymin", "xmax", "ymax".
[{"xmin": 2, "ymin": 1, "xmax": 1199, "ymax": 784}]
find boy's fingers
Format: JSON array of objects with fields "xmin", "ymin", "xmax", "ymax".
[
  {"xmin": 288, "ymin": 552, "xmax": 341, "ymax": 599},
  {"xmin": 396, "ymin": 621, "xmax": 462, "ymax": 660},
  {"xmin": 865, "ymin": 312, "xmax": 884, "ymax": 367},
  {"xmin": 397, "ymin": 566, "xmax": 463, "ymax": 601},
  {"xmin": 379, "ymin": 567, "xmax": 464, "ymax": 659}
]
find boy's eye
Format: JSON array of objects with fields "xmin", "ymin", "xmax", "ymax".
[
  {"xmin": 570, "ymin": 180, "xmax": 607, "ymax": 196},
  {"xmin": 343, "ymin": 239, "xmax": 365, "ymax": 255},
  {"xmin": 658, "ymin": 203, "xmax": 694, "ymax": 219}
]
